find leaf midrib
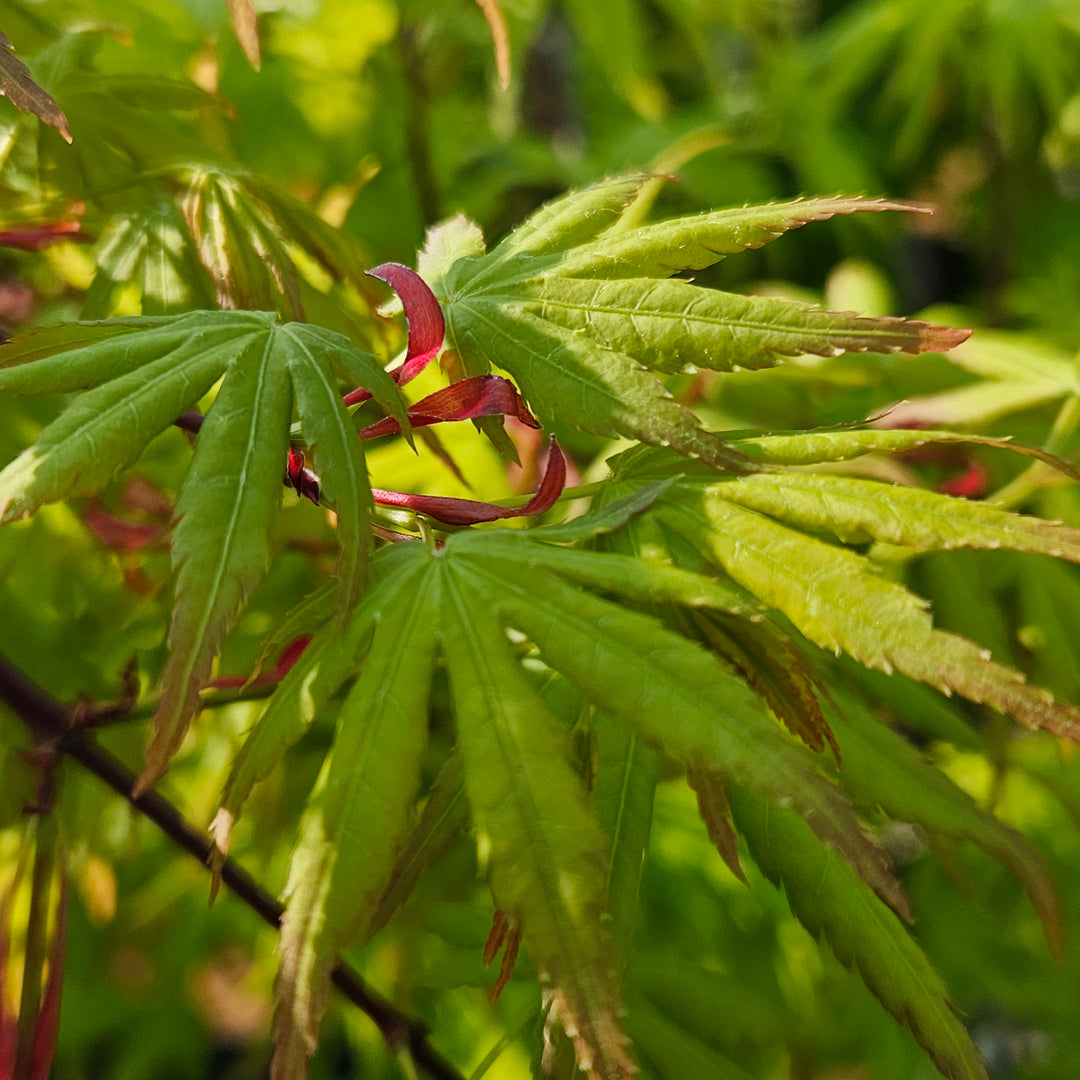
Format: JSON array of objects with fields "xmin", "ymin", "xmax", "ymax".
[
  {"xmin": 508, "ymin": 291, "xmax": 927, "ymax": 347},
  {"xmin": 442, "ymin": 565, "xmax": 586, "ymax": 968},
  {"xmin": 174, "ymin": 331, "xmax": 277, "ymax": 697}
]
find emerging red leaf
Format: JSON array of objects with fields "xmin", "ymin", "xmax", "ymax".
[
  {"xmin": 358, "ymin": 374, "xmax": 539, "ymax": 439},
  {"xmin": 373, "ymin": 437, "xmax": 566, "ymax": 525},
  {"xmin": 344, "ymin": 263, "xmax": 446, "ymax": 406}
]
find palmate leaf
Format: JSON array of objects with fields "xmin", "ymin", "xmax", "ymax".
[
  {"xmin": 604, "ymin": 446, "xmax": 1080, "ymax": 741},
  {"xmin": 670, "ymin": 495, "xmax": 1080, "ymax": 739},
  {"xmin": 237, "ymin": 528, "xmax": 927, "ymax": 1080},
  {"xmin": 423, "ymin": 177, "xmax": 967, "ymax": 469},
  {"xmin": 83, "ymin": 202, "xmax": 218, "ymax": 318},
  {"xmin": 440, "ymin": 574, "xmax": 635, "ymax": 1080},
  {"xmin": 821, "ymin": 0, "xmax": 1080, "ymax": 161},
  {"xmin": 275, "ymin": 569, "xmax": 440, "ymax": 1080},
  {"xmin": 82, "ymin": 165, "xmax": 383, "ymax": 321},
  {"xmin": 0, "ymin": 310, "xmax": 407, "ymax": 789}
]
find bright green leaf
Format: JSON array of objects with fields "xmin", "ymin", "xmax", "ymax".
[
  {"xmin": 274, "ymin": 567, "xmax": 440, "ymax": 1080},
  {"xmin": 441, "ymin": 563, "xmax": 635, "ymax": 1080},
  {"xmin": 660, "ymin": 492, "xmax": 1080, "ymax": 740},
  {"xmin": 516, "ymin": 275, "xmax": 966, "ymax": 374},
  {"xmin": 711, "ymin": 472, "xmax": 1080, "ymax": 559}
]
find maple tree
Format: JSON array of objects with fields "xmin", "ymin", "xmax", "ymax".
[{"xmin": 3, "ymin": 3, "xmax": 1080, "ymax": 1080}]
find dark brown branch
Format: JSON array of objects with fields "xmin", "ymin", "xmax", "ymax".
[{"xmin": 0, "ymin": 652, "xmax": 464, "ymax": 1080}]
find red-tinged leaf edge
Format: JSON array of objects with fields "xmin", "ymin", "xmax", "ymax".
[
  {"xmin": 483, "ymin": 909, "xmax": 522, "ymax": 1000},
  {"xmin": 372, "ymin": 436, "xmax": 565, "ymax": 525},
  {"xmin": 344, "ymin": 263, "xmax": 446, "ymax": 406},
  {"xmin": 686, "ymin": 765, "xmax": 747, "ymax": 884},
  {"xmin": 0, "ymin": 35, "xmax": 72, "ymax": 143},
  {"xmin": 358, "ymin": 374, "xmax": 539, "ymax": 439}
]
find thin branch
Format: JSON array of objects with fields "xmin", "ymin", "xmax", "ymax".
[
  {"xmin": 109, "ymin": 680, "xmax": 281, "ymax": 726},
  {"xmin": 0, "ymin": 652, "xmax": 465, "ymax": 1080}
]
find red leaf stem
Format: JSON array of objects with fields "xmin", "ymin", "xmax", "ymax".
[{"xmin": 372, "ymin": 437, "xmax": 565, "ymax": 525}]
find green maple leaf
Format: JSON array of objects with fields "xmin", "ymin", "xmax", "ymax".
[
  {"xmin": 84, "ymin": 165, "xmax": 382, "ymax": 321},
  {"xmin": 3, "ymin": 173, "xmax": 1077, "ymax": 1080},
  {"xmin": 0, "ymin": 310, "xmax": 406, "ymax": 788},
  {"xmin": 604, "ymin": 442, "xmax": 1080, "ymax": 741},
  {"xmin": 420, "ymin": 175, "xmax": 969, "ymax": 469},
  {"xmin": 217, "ymin": 525, "xmax": 928, "ymax": 1080}
]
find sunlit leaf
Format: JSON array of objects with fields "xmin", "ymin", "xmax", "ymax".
[
  {"xmin": 711, "ymin": 472, "xmax": 1080, "ymax": 559},
  {"xmin": 274, "ymin": 575, "xmax": 440, "ymax": 1080},
  {"xmin": 657, "ymin": 488, "xmax": 1080, "ymax": 740},
  {"xmin": 731, "ymin": 787, "xmax": 988, "ymax": 1080},
  {"xmin": 0, "ymin": 311, "xmax": 405, "ymax": 788},
  {"xmin": 430, "ymin": 181, "xmax": 968, "ymax": 470}
]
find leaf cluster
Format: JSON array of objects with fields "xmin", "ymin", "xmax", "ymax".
[{"xmin": 3, "ymin": 6, "xmax": 1080, "ymax": 1080}]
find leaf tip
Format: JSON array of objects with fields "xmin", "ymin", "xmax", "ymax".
[
  {"xmin": 208, "ymin": 808, "xmax": 234, "ymax": 904},
  {"xmin": 366, "ymin": 263, "xmax": 446, "ymax": 369}
]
